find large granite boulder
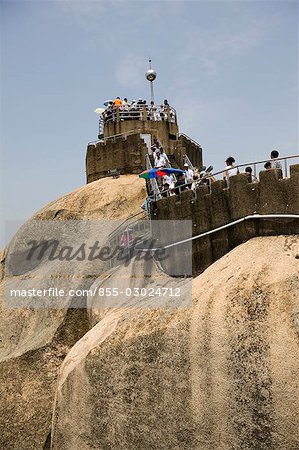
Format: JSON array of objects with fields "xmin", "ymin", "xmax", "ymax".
[
  {"xmin": 51, "ymin": 236, "xmax": 299, "ymax": 450},
  {"xmin": 0, "ymin": 175, "xmax": 145, "ymax": 449}
]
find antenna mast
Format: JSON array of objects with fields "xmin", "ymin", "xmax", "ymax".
[{"xmin": 145, "ymin": 57, "xmax": 157, "ymax": 103}]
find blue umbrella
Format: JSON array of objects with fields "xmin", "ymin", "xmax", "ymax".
[
  {"xmin": 139, "ymin": 168, "xmax": 184, "ymax": 179},
  {"xmin": 161, "ymin": 168, "xmax": 185, "ymax": 175}
]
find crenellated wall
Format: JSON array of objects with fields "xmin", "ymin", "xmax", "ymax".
[
  {"xmin": 86, "ymin": 134, "xmax": 148, "ymax": 183},
  {"xmin": 154, "ymin": 165, "xmax": 299, "ymax": 275},
  {"xmin": 177, "ymin": 135, "xmax": 203, "ymax": 169},
  {"xmin": 86, "ymin": 133, "xmax": 203, "ymax": 183}
]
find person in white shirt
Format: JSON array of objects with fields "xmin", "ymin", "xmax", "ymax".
[
  {"xmin": 154, "ymin": 150, "xmax": 167, "ymax": 165},
  {"xmin": 163, "ymin": 174, "xmax": 174, "ymax": 188},
  {"xmin": 122, "ymin": 98, "xmax": 129, "ymax": 109},
  {"xmin": 224, "ymin": 157, "xmax": 238, "ymax": 182},
  {"xmin": 159, "ymin": 148, "xmax": 167, "ymax": 164},
  {"xmin": 183, "ymin": 163, "xmax": 194, "ymax": 183},
  {"xmin": 155, "ymin": 153, "xmax": 166, "ymax": 168},
  {"xmin": 151, "ymin": 138, "xmax": 162, "ymax": 155}
]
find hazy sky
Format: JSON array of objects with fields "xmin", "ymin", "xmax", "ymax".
[{"xmin": 1, "ymin": 0, "xmax": 298, "ymax": 246}]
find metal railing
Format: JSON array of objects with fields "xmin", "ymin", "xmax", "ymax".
[
  {"xmin": 183, "ymin": 154, "xmax": 196, "ymax": 172},
  {"xmin": 107, "ymin": 210, "xmax": 151, "ymax": 268},
  {"xmin": 144, "ymin": 153, "xmax": 299, "ymax": 202},
  {"xmin": 135, "ymin": 214, "xmax": 299, "ymax": 252},
  {"xmin": 104, "ymin": 105, "xmax": 144, "ymax": 123},
  {"xmin": 104, "ymin": 129, "xmax": 143, "ymax": 143},
  {"xmin": 108, "ymin": 211, "xmax": 149, "ymax": 249},
  {"xmin": 145, "ymin": 152, "xmax": 197, "ymax": 201},
  {"xmin": 88, "ymin": 129, "xmax": 146, "ymax": 147},
  {"xmin": 88, "ymin": 137, "xmax": 104, "ymax": 147},
  {"xmin": 146, "ymin": 154, "xmax": 162, "ymax": 200},
  {"xmin": 107, "ymin": 213, "xmax": 299, "ymax": 269},
  {"xmin": 102, "ymin": 104, "xmax": 177, "ymax": 125},
  {"xmin": 209, "ymin": 154, "xmax": 299, "ymax": 180}
]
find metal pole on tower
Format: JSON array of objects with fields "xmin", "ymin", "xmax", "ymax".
[{"xmin": 145, "ymin": 58, "xmax": 157, "ymax": 104}]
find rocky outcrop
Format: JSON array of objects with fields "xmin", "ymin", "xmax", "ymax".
[
  {"xmin": 51, "ymin": 235, "xmax": 299, "ymax": 450},
  {"xmin": 1, "ymin": 169, "xmax": 298, "ymax": 449},
  {"xmin": 34, "ymin": 174, "xmax": 146, "ymax": 221},
  {"xmin": 0, "ymin": 175, "xmax": 145, "ymax": 450}
]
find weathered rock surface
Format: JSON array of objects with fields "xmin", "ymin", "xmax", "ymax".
[
  {"xmin": 51, "ymin": 235, "xmax": 299, "ymax": 450},
  {"xmin": 0, "ymin": 175, "xmax": 145, "ymax": 450},
  {"xmin": 1, "ymin": 170, "xmax": 298, "ymax": 450},
  {"xmin": 34, "ymin": 174, "xmax": 145, "ymax": 221}
]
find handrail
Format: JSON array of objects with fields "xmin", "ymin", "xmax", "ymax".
[
  {"xmin": 88, "ymin": 138, "xmax": 104, "ymax": 147},
  {"xmin": 183, "ymin": 154, "xmax": 195, "ymax": 172},
  {"xmin": 104, "ymin": 105, "xmax": 144, "ymax": 124},
  {"xmin": 105, "ymin": 129, "xmax": 143, "ymax": 142},
  {"xmin": 109, "ymin": 217, "xmax": 151, "ymax": 247},
  {"xmin": 92, "ymin": 102, "xmax": 177, "ymax": 144},
  {"xmin": 135, "ymin": 214, "xmax": 299, "ymax": 252},
  {"xmin": 88, "ymin": 129, "xmax": 145, "ymax": 146},
  {"xmin": 144, "ymin": 153, "xmax": 299, "ymax": 202},
  {"xmin": 108, "ymin": 210, "xmax": 147, "ymax": 240},
  {"xmin": 206, "ymin": 154, "xmax": 299, "ymax": 180},
  {"xmin": 146, "ymin": 154, "xmax": 162, "ymax": 200},
  {"xmin": 103, "ymin": 104, "xmax": 177, "ymax": 125}
]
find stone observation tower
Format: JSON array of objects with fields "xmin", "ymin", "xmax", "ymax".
[{"xmin": 85, "ymin": 62, "xmax": 203, "ymax": 183}]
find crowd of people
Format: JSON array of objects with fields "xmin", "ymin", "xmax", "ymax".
[
  {"xmin": 148, "ymin": 146, "xmax": 285, "ymax": 200},
  {"xmin": 149, "ymin": 138, "xmax": 213, "ymax": 198},
  {"xmin": 223, "ymin": 150, "xmax": 282, "ymax": 184},
  {"xmin": 101, "ymin": 97, "xmax": 176, "ymax": 123}
]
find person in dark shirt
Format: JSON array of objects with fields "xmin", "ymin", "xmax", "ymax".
[
  {"xmin": 245, "ymin": 166, "xmax": 258, "ymax": 182},
  {"xmin": 270, "ymin": 150, "xmax": 282, "ymax": 170},
  {"xmin": 174, "ymin": 173, "xmax": 187, "ymax": 195},
  {"xmin": 264, "ymin": 161, "xmax": 272, "ymax": 170}
]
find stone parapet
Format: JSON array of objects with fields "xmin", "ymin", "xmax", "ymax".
[
  {"xmin": 154, "ymin": 165, "xmax": 299, "ymax": 275},
  {"xmin": 86, "ymin": 134, "xmax": 148, "ymax": 183}
]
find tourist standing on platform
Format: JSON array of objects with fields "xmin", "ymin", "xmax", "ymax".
[
  {"xmin": 163, "ymin": 174, "xmax": 175, "ymax": 189},
  {"xmin": 159, "ymin": 147, "xmax": 167, "ymax": 163},
  {"xmin": 270, "ymin": 150, "xmax": 282, "ymax": 170},
  {"xmin": 113, "ymin": 97, "xmax": 122, "ymax": 106},
  {"xmin": 149, "ymin": 101, "xmax": 158, "ymax": 120},
  {"xmin": 245, "ymin": 167, "xmax": 258, "ymax": 182},
  {"xmin": 151, "ymin": 138, "xmax": 162, "ymax": 155},
  {"xmin": 184, "ymin": 163, "xmax": 194, "ymax": 183},
  {"xmin": 191, "ymin": 174, "xmax": 199, "ymax": 192},
  {"xmin": 224, "ymin": 157, "xmax": 238, "ymax": 182},
  {"xmin": 122, "ymin": 98, "xmax": 129, "ymax": 108},
  {"xmin": 174, "ymin": 173, "xmax": 188, "ymax": 195},
  {"xmin": 264, "ymin": 161, "xmax": 272, "ymax": 170},
  {"xmin": 154, "ymin": 152, "xmax": 166, "ymax": 168},
  {"xmin": 121, "ymin": 98, "xmax": 129, "ymax": 119},
  {"xmin": 129, "ymin": 100, "xmax": 139, "ymax": 119}
]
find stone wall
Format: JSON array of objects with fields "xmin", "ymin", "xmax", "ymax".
[
  {"xmin": 104, "ymin": 118, "xmax": 179, "ymax": 152},
  {"xmin": 86, "ymin": 132, "xmax": 203, "ymax": 183},
  {"xmin": 86, "ymin": 134, "xmax": 148, "ymax": 183},
  {"xmin": 87, "ymin": 109, "xmax": 204, "ymax": 182},
  {"xmin": 177, "ymin": 134, "xmax": 203, "ymax": 169},
  {"xmin": 154, "ymin": 165, "xmax": 299, "ymax": 275}
]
